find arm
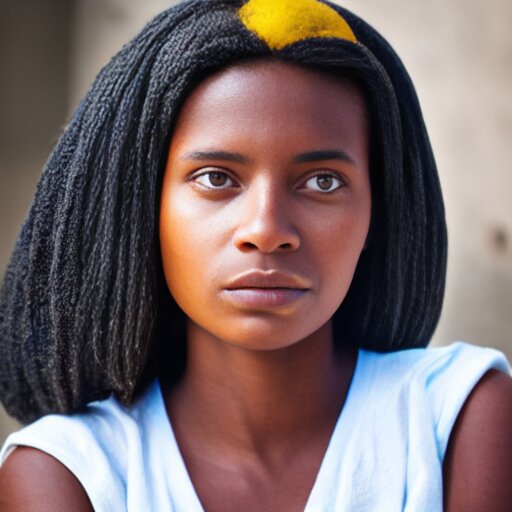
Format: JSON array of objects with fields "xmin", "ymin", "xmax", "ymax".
[
  {"xmin": 443, "ymin": 369, "xmax": 512, "ymax": 512},
  {"xmin": 0, "ymin": 446, "xmax": 94, "ymax": 512}
]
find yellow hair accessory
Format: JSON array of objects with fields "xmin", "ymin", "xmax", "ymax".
[{"xmin": 238, "ymin": 0, "xmax": 357, "ymax": 50}]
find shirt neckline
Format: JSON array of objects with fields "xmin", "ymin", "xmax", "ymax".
[
  {"xmin": 153, "ymin": 349, "xmax": 365, "ymax": 511},
  {"xmin": 152, "ymin": 382, "xmax": 205, "ymax": 511},
  {"xmin": 304, "ymin": 349, "xmax": 366, "ymax": 510}
]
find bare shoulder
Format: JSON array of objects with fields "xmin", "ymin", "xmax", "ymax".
[
  {"xmin": 0, "ymin": 446, "xmax": 93, "ymax": 512},
  {"xmin": 443, "ymin": 369, "xmax": 512, "ymax": 512}
]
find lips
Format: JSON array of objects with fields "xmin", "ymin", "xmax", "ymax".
[{"xmin": 223, "ymin": 270, "xmax": 311, "ymax": 308}]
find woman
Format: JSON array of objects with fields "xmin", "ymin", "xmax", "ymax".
[{"xmin": 0, "ymin": 0, "xmax": 511, "ymax": 510}]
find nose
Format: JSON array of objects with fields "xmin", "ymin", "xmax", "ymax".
[{"xmin": 233, "ymin": 179, "xmax": 301, "ymax": 253}]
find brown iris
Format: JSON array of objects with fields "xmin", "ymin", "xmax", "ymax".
[
  {"xmin": 208, "ymin": 172, "xmax": 228, "ymax": 187},
  {"xmin": 317, "ymin": 175, "xmax": 333, "ymax": 191}
]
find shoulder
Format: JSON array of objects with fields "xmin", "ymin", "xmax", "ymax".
[
  {"xmin": 443, "ymin": 369, "xmax": 512, "ymax": 511},
  {"xmin": 361, "ymin": 342, "xmax": 510, "ymax": 448},
  {"xmin": 360, "ymin": 341, "xmax": 509, "ymax": 394},
  {"xmin": 0, "ymin": 446, "xmax": 93, "ymax": 511},
  {"xmin": 360, "ymin": 343, "xmax": 511, "ymax": 508},
  {"xmin": 1, "ymin": 393, "xmax": 134, "ymax": 473},
  {"xmin": 0, "ymin": 383, "xmax": 159, "ymax": 511}
]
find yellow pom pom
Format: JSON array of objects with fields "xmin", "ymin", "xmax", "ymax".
[{"xmin": 238, "ymin": 0, "xmax": 357, "ymax": 50}]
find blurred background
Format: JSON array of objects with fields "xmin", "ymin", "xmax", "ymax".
[{"xmin": 1, "ymin": 0, "xmax": 511, "ymax": 442}]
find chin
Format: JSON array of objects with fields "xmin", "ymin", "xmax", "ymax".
[{"xmin": 199, "ymin": 315, "xmax": 333, "ymax": 352}]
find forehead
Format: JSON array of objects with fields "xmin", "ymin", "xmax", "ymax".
[{"xmin": 170, "ymin": 59, "xmax": 369, "ymax": 155}]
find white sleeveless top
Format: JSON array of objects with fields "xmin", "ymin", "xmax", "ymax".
[{"xmin": 1, "ymin": 342, "xmax": 510, "ymax": 511}]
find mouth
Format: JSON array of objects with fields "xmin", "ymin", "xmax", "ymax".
[{"xmin": 223, "ymin": 270, "xmax": 311, "ymax": 309}]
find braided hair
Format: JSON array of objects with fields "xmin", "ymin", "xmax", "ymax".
[{"xmin": 0, "ymin": 0, "xmax": 447, "ymax": 423}]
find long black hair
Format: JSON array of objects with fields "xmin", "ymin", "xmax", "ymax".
[{"xmin": 0, "ymin": 0, "xmax": 447, "ymax": 423}]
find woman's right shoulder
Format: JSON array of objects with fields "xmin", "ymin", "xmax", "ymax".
[
  {"xmin": 0, "ymin": 446, "xmax": 93, "ymax": 511},
  {"xmin": 0, "ymin": 394, "xmax": 135, "ymax": 475},
  {"xmin": 0, "ymin": 381, "xmax": 162, "ymax": 511}
]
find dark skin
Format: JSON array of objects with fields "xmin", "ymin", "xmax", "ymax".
[
  {"xmin": 159, "ymin": 61, "xmax": 370, "ymax": 511},
  {"xmin": 1, "ymin": 62, "xmax": 512, "ymax": 511}
]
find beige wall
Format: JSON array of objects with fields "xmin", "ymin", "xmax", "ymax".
[
  {"xmin": 0, "ymin": 0, "xmax": 76, "ymax": 442},
  {"xmin": 340, "ymin": 0, "xmax": 512, "ymax": 352},
  {"xmin": 0, "ymin": 0, "xmax": 181, "ymax": 445},
  {"xmin": 2, "ymin": 0, "xmax": 511, "ymax": 443}
]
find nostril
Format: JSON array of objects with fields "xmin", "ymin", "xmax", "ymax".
[
  {"xmin": 240, "ymin": 241, "xmax": 259, "ymax": 251},
  {"xmin": 233, "ymin": 218, "xmax": 301, "ymax": 253},
  {"xmin": 237, "ymin": 240, "xmax": 297, "ymax": 253}
]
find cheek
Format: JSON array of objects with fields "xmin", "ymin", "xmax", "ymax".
[
  {"xmin": 315, "ymin": 197, "xmax": 371, "ymax": 302},
  {"xmin": 159, "ymin": 188, "xmax": 225, "ymax": 313},
  {"xmin": 160, "ymin": 190, "xmax": 197, "ymax": 304}
]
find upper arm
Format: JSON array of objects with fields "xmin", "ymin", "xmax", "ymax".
[
  {"xmin": 0, "ymin": 446, "xmax": 94, "ymax": 512},
  {"xmin": 443, "ymin": 369, "xmax": 512, "ymax": 512}
]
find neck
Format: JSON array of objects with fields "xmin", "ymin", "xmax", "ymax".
[{"xmin": 164, "ymin": 320, "xmax": 357, "ymax": 462}]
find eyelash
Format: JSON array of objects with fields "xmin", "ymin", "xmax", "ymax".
[
  {"xmin": 301, "ymin": 173, "xmax": 345, "ymax": 193},
  {"xmin": 191, "ymin": 170, "xmax": 238, "ymax": 189},
  {"xmin": 190, "ymin": 169, "xmax": 346, "ymax": 193}
]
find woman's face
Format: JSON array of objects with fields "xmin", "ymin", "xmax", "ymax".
[{"xmin": 160, "ymin": 60, "xmax": 371, "ymax": 351}]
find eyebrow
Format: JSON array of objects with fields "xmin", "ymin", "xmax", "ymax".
[
  {"xmin": 180, "ymin": 148, "xmax": 356, "ymax": 165},
  {"xmin": 180, "ymin": 150, "xmax": 248, "ymax": 164},
  {"xmin": 293, "ymin": 149, "xmax": 355, "ymax": 165}
]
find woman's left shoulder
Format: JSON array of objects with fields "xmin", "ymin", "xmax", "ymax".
[
  {"xmin": 443, "ymin": 368, "xmax": 512, "ymax": 511},
  {"xmin": 395, "ymin": 341, "xmax": 510, "ymax": 402},
  {"xmin": 362, "ymin": 341, "xmax": 510, "ymax": 396},
  {"xmin": 412, "ymin": 342, "xmax": 510, "ymax": 436},
  {"xmin": 412, "ymin": 341, "xmax": 510, "ymax": 379},
  {"xmin": 364, "ymin": 341, "xmax": 511, "ymax": 455}
]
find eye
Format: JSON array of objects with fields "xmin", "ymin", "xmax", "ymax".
[
  {"xmin": 302, "ymin": 173, "xmax": 344, "ymax": 193},
  {"xmin": 192, "ymin": 170, "xmax": 237, "ymax": 189}
]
